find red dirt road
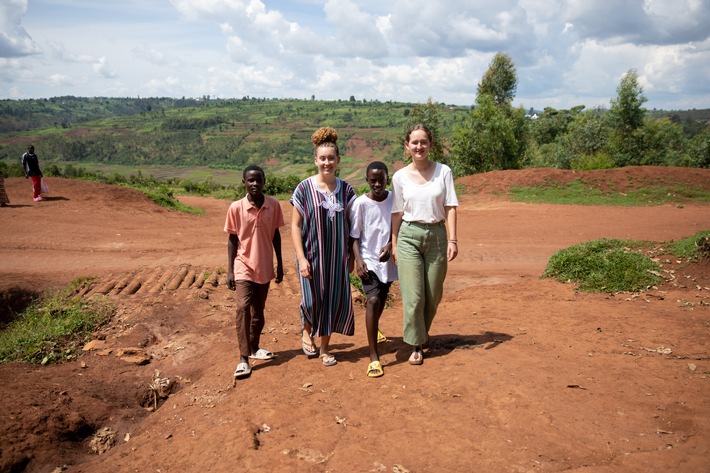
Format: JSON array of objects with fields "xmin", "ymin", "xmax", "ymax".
[{"xmin": 0, "ymin": 167, "xmax": 709, "ymax": 473}]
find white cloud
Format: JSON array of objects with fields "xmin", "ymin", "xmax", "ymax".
[
  {"xmin": 93, "ymin": 57, "xmax": 117, "ymax": 78},
  {"xmin": 0, "ymin": 0, "xmax": 41, "ymax": 57},
  {"xmin": 1, "ymin": 0, "xmax": 708, "ymax": 110}
]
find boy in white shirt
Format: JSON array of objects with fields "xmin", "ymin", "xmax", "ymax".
[{"xmin": 350, "ymin": 162, "xmax": 398, "ymax": 378}]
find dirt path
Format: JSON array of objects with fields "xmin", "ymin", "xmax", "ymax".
[{"xmin": 0, "ymin": 169, "xmax": 709, "ymax": 473}]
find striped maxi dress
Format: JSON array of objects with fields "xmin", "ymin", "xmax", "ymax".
[{"xmin": 291, "ymin": 176, "xmax": 356, "ymax": 337}]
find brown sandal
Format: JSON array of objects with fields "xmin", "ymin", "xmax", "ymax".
[{"xmin": 408, "ymin": 347, "xmax": 423, "ymax": 365}]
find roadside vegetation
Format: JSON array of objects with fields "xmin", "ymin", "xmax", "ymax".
[
  {"xmin": 509, "ymin": 179, "xmax": 710, "ymax": 206},
  {"xmin": 0, "ymin": 279, "xmax": 114, "ymax": 365},
  {"xmin": 543, "ymin": 231, "xmax": 709, "ymax": 292},
  {"xmin": 1, "ymin": 53, "xmax": 708, "ymax": 211}
]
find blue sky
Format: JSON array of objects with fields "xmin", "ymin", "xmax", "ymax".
[{"xmin": 2, "ymin": 0, "xmax": 709, "ymax": 110}]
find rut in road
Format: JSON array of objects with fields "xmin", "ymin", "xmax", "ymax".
[{"xmin": 73, "ymin": 264, "xmax": 301, "ymax": 299}]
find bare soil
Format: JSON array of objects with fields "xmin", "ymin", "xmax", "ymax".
[{"xmin": 0, "ymin": 167, "xmax": 709, "ymax": 473}]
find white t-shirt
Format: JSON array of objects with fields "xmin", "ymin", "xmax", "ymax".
[
  {"xmin": 349, "ymin": 192, "xmax": 398, "ymax": 283},
  {"xmin": 391, "ymin": 162, "xmax": 459, "ymax": 223}
]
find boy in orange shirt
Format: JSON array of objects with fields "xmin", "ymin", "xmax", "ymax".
[{"xmin": 225, "ymin": 165, "xmax": 284, "ymax": 379}]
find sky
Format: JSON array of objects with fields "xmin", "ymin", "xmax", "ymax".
[{"xmin": 1, "ymin": 0, "xmax": 710, "ymax": 111}]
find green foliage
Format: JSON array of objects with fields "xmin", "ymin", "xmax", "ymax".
[
  {"xmin": 609, "ymin": 69, "xmax": 647, "ymax": 133},
  {"xmin": 529, "ymin": 106, "xmax": 585, "ymax": 145},
  {"xmin": 571, "ymin": 151, "xmax": 615, "ymax": 170},
  {"xmin": 450, "ymin": 52, "xmax": 527, "ymax": 177},
  {"xmin": 138, "ymin": 184, "xmax": 204, "ymax": 214},
  {"xmin": 634, "ymin": 117, "xmax": 688, "ymax": 166},
  {"xmin": 608, "ymin": 69, "xmax": 648, "ymax": 165},
  {"xmin": 450, "ymin": 95, "xmax": 526, "ymax": 176},
  {"xmin": 543, "ymin": 239, "xmax": 660, "ymax": 292},
  {"xmin": 0, "ymin": 282, "xmax": 114, "ymax": 364},
  {"xmin": 477, "ymin": 52, "xmax": 518, "ymax": 107},
  {"xmin": 687, "ymin": 127, "xmax": 710, "ymax": 168},
  {"xmin": 510, "ymin": 179, "xmax": 710, "ymax": 206},
  {"xmin": 668, "ymin": 230, "xmax": 710, "ymax": 259},
  {"xmin": 0, "ymin": 98, "xmax": 472, "ymax": 187}
]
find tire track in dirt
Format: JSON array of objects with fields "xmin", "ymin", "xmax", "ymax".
[{"xmin": 75, "ymin": 264, "xmax": 301, "ymax": 299}]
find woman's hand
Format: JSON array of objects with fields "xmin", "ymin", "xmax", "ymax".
[
  {"xmin": 447, "ymin": 241, "xmax": 458, "ymax": 262},
  {"xmin": 298, "ymin": 257, "xmax": 312, "ymax": 279}
]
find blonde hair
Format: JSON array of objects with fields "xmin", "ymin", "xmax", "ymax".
[{"xmin": 311, "ymin": 126, "xmax": 339, "ymax": 157}]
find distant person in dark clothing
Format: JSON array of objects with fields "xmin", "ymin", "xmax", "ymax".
[{"xmin": 21, "ymin": 145, "xmax": 43, "ymax": 202}]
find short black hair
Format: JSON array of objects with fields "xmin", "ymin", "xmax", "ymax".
[
  {"xmin": 365, "ymin": 161, "xmax": 388, "ymax": 179},
  {"xmin": 242, "ymin": 165, "xmax": 265, "ymax": 180}
]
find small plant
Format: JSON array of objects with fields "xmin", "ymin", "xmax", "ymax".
[
  {"xmin": 543, "ymin": 238, "xmax": 660, "ymax": 292},
  {"xmin": 0, "ymin": 280, "xmax": 114, "ymax": 364}
]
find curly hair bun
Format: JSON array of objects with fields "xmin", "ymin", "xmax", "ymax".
[{"xmin": 311, "ymin": 126, "xmax": 338, "ymax": 147}]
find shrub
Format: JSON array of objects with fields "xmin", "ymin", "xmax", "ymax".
[{"xmin": 543, "ymin": 239, "xmax": 660, "ymax": 292}]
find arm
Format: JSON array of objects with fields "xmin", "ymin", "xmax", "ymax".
[
  {"xmin": 227, "ymin": 233, "xmax": 239, "ymax": 290},
  {"xmin": 445, "ymin": 206, "xmax": 458, "ymax": 262},
  {"xmin": 378, "ymin": 230, "xmax": 393, "ymax": 263},
  {"xmin": 391, "ymin": 211, "xmax": 403, "ymax": 264},
  {"xmin": 351, "ymin": 236, "xmax": 369, "ymax": 279},
  {"xmin": 21, "ymin": 154, "xmax": 29, "ymax": 178},
  {"xmin": 273, "ymin": 228, "xmax": 283, "ymax": 283},
  {"xmin": 291, "ymin": 206, "xmax": 311, "ymax": 279}
]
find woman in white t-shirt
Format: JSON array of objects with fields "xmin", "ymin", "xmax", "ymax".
[{"xmin": 391, "ymin": 124, "xmax": 459, "ymax": 365}]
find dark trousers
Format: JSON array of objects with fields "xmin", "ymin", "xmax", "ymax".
[{"xmin": 234, "ymin": 280, "xmax": 271, "ymax": 358}]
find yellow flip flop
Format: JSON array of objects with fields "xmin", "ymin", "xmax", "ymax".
[
  {"xmin": 377, "ymin": 330, "xmax": 387, "ymax": 343},
  {"xmin": 366, "ymin": 360, "xmax": 384, "ymax": 378}
]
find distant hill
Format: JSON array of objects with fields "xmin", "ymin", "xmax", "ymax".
[{"xmin": 0, "ymin": 97, "xmax": 470, "ymax": 182}]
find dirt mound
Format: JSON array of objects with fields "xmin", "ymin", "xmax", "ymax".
[
  {"xmin": 456, "ymin": 166, "xmax": 710, "ymax": 196},
  {"xmin": 0, "ymin": 168, "xmax": 709, "ymax": 473}
]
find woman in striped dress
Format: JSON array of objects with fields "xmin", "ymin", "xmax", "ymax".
[{"xmin": 291, "ymin": 126, "xmax": 356, "ymax": 366}]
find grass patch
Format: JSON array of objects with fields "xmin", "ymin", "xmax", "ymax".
[
  {"xmin": 510, "ymin": 179, "xmax": 710, "ymax": 206},
  {"xmin": 667, "ymin": 230, "xmax": 710, "ymax": 259},
  {"xmin": 543, "ymin": 239, "xmax": 660, "ymax": 292},
  {"xmin": 136, "ymin": 184, "xmax": 205, "ymax": 214},
  {"xmin": 0, "ymin": 280, "xmax": 114, "ymax": 364}
]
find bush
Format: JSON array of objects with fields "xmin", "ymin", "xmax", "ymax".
[
  {"xmin": 543, "ymin": 239, "xmax": 660, "ymax": 292},
  {"xmin": 571, "ymin": 151, "xmax": 615, "ymax": 170}
]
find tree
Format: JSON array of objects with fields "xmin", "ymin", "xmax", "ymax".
[
  {"xmin": 450, "ymin": 52, "xmax": 526, "ymax": 176},
  {"xmin": 450, "ymin": 94, "xmax": 524, "ymax": 176},
  {"xmin": 609, "ymin": 69, "xmax": 647, "ymax": 133},
  {"xmin": 477, "ymin": 52, "xmax": 518, "ymax": 107},
  {"xmin": 608, "ymin": 69, "xmax": 648, "ymax": 165}
]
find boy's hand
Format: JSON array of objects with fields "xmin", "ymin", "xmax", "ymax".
[
  {"xmin": 378, "ymin": 243, "xmax": 392, "ymax": 262},
  {"xmin": 226, "ymin": 272, "xmax": 236, "ymax": 291},
  {"xmin": 275, "ymin": 265, "xmax": 284, "ymax": 284},
  {"xmin": 355, "ymin": 258, "xmax": 369, "ymax": 279}
]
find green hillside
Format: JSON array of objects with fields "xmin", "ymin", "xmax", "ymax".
[{"xmin": 0, "ymin": 97, "xmax": 470, "ymax": 185}]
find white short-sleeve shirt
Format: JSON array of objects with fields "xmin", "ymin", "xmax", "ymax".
[
  {"xmin": 391, "ymin": 162, "xmax": 458, "ymax": 223},
  {"xmin": 349, "ymin": 192, "xmax": 398, "ymax": 283}
]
